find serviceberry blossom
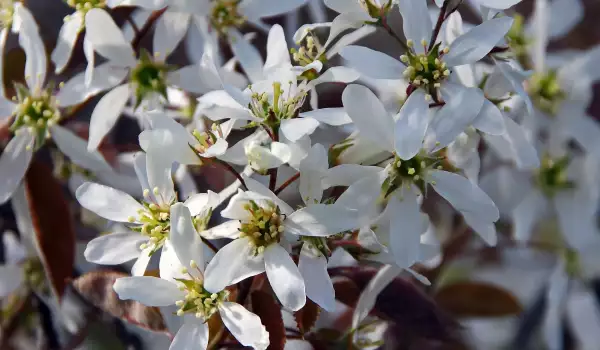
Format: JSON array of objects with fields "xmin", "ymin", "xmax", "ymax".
[
  {"xmin": 114, "ymin": 203, "xmax": 269, "ymax": 350},
  {"xmin": 203, "ymin": 176, "xmax": 359, "ymax": 311},
  {"xmin": 77, "ymin": 152, "xmax": 225, "ymax": 277}
]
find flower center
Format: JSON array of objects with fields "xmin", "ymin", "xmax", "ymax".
[
  {"xmin": 0, "ymin": 0, "xmax": 14, "ymax": 28},
  {"xmin": 528, "ymin": 70, "xmax": 566, "ymax": 116},
  {"xmin": 10, "ymin": 85, "xmax": 61, "ymax": 149},
  {"xmin": 210, "ymin": 0, "xmax": 245, "ymax": 36},
  {"xmin": 65, "ymin": 0, "xmax": 105, "ymax": 13},
  {"xmin": 175, "ymin": 277, "xmax": 230, "ymax": 321},
  {"xmin": 291, "ymin": 32, "xmax": 326, "ymax": 70},
  {"xmin": 401, "ymin": 42, "xmax": 450, "ymax": 100},
  {"xmin": 239, "ymin": 200, "xmax": 284, "ymax": 255},
  {"xmin": 130, "ymin": 50, "xmax": 171, "ymax": 108},
  {"xmin": 128, "ymin": 188, "xmax": 174, "ymax": 253},
  {"xmin": 191, "ymin": 124, "xmax": 223, "ymax": 156},
  {"xmin": 382, "ymin": 154, "xmax": 439, "ymax": 197},
  {"xmin": 248, "ymin": 82, "xmax": 307, "ymax": 124},
  {"xmin": 359, "ymin": 0, "xmax": 393, "ymax": 18},
  {"xmin": 534, "ymin": 155, "xmax": 574, "ymax": 197},
  {"xmin": 23, "ymin": 258, "xmax": 46, "ymax": 292},
  {"xmin": 505, "ymin": 14, "xmax": 531, "ymax": 67},
  {"xmin": 301, "ymin": 236, "xmax": 330, "ymax": 258}
]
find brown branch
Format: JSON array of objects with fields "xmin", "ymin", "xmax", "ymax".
[
  {"xmin": 429, "ymin": 0, "xmax": 451, "ymax": 51},
  {"xmin": 274, "ymin": 172, "xmax": 299, "ymax": 195},
  {"xmin": 131, "ymin": 8, "xmax": 168, "ymax": 50},
  {"xmin": 211, "ymin": 158, "xmax": 248, "ymax": 191}
]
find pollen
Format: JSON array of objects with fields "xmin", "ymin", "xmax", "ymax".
[{"xmin": 239, "ymin": 200, "xmax": 284, "ymax": 254}]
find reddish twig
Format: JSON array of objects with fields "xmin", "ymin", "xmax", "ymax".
[
  {"xmin": 211, "ymin": 158, "xmax": 248, "ymax": 191},
  {"xmin": 274, "ymin": 172, "xmax": 300, "ymax": 195},
  {"xmin": 429, "ymin": 0, "xmax": 450, "ymax": 51},
  {"xmin": 131, "ymin": 8, "xmax": 168, "ymax": 50}
]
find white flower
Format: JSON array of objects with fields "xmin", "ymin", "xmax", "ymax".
[
  {"xmin": 77, "ymin": 152, "xmax": 224, "ymax": 277},
  {"xmin": 337, "ymin": 85, "xmax": 499, "ymax": 256},
  {"xmin": 82, "ymin": 9, "xmax": 232, "ymax": 151},
  {"xmin": 0, "ymin": 231, "xmax": 28, "ymax": 298},
  {"xmin": 113, "ymin": 203, "xmax": 269, "ymax": 350},
  {"xmin": 0, "ymin": 16, "xmax": 114, "ymax": 204},
  {"xmin": 203, "ymin": 175, "xmax": 359, "ymax": 311},
  {"xmin": 341, "ymin": 9, "xmax": 515, "ymax": 151}
]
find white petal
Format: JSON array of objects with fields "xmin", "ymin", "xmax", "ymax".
[
  {"xmin": 240, "ymin": 0, "xmax": 308, "ymax": 19},
  {"xmin": 203, "ymin": 237, "xmax": 265, "ymax": 293},
  {"xmin": 299, "ymin": 144, "xmax": 327, "ymax": 204},
  {"xmin": 494, "ymin": 59, "xmax": 534, "ymax": 116},
  {"xmin": 463, "ymin": 213, "xmax": 497, "ymax": 246},
  {"xmin": 340, "ymin": 46, "xmax": 404, "ymax": 80},
  {"xmin": 488, "ymin": 115, "xmax": 539, "ymax": 169},
  {"xmin": 398, "ymin": 0, "xmax": 432, "ymax": 53},
  {"xmin": 445, "ymin": 17, "xmax": 513, "ymax": 67},
  {"xmin": 84, "ymin": 233, "xmax": 146, "ymax": 265},
  {"xmin": 159, "ymin": 240, "xmax": 186, "ymax": 282},
  {"xmin": 85, "ymin": 9, "xmax": 135, "ymax": 66},
  {"xmin": 335, "ymin": 170, "xmax": 386, "ymax": 214},
  {"xmin": 429, "ymin": 170, "xmax": 499, "ymax": 222},
  {"xmin": 352, "ymin": 264, "xmax": 402, "ymax": 329},
  {"xmin": 298, "ymin": 244, "xmax": 335, "ymax": 311},
  {"xmin": 553, "ymin": 192, "xmax": 597, "ymax": 252},
  {"xmin": 88, "ymin": 84, "xmax": 131, "ymax": 151},
  {"xmin": 170, "ymin": 203, "xmax": 205, "ymax": 275},
  {"xmin": 170, "ymin": 322, "xmax": 208, "ymax": 350},
  {"xmin": 299, "ymin": 108, "xmax": 351, "ymax": 126},
  {"xmin": 394, "ymin": 90, "xmax": 429, "ymax": 160},
  {"xmin": 388, "ymin": 192, "xmax": 423, "ymax": 268},
  {"xmin": 565, "ymin": 286, "xmax": 600, "ymax": 350},
  {"xmin": 145, "ymin": 147, "xmax": 175, "ymax": 204},
  {"xmin": 15, "ymin": 6, "xmax": 46, "ymax": 91},
  {"xmin": 201, "ymin": 220, "xmax": 242, "ymax": 239},
  {"xmin": 472, "ymin": 99, "xmax": 506, "ymax": 135},
  {"xmin": 543, "ymin": 262, "xmax": 569, "ymax": 350},
  {"xmin": 131, "ymin": 247, "xmax": 153, "ymax": 276},
  {"xmin": 477, "ymin": 0, "xmax": 521, "ymax": 9},
  {"xmin": 548, "ymin": 0, "xmax": 583, "ymax": 39},
  {"xmin": 0, "ymin": 130, "xmax": 34, "ymax": 204},
  {"xmin": 309, "ymin": 66, "xmax": 360, "ymax": 87},
  {"xmin": 264, "ymin": 244, "xmax": 306, "ymax": 311},
  {"xmin": 51, "ymin": 125, "xmax": 113, "ymax": 173},
  {"xmin": 264, "ymin": 24, "xmax": 290, "ymax": 74},
  {"xmin": 184, "ymin": 190, "xmax": 220, "ymax": 217},
  {"xmin": 323, "ymin": 12, "xmax": 365, "ymax": 48},
  {"xmin": 139, "ymin": 129, "xmax": 200, "ymax": 165},
  {"xmin": 113, "ymin": 276, "xmax": 184, "ymax": 306},
  {"xmin": 0, "ymin": 265, "xmax": 23, "ymax": 298},
  {"xmin": 2, "ymin": 232, "xmax": 26, "ymax": 265},
  {"xmin": 243, "ymin": 176, "xmax": 294, "ymax": 215},
  {"xmin": 530, "ymin": 0, "xmax": 548, "ymax": 72},
  {"xmin": 55, "ymin": 63, "xmax": 128, "ymax": 107},
  {"xmin": 323, "ymin": 164, "xmax": 382, "ymax": 188},
  {"xmin": 285, "ymin": 204, "xmax": 359, "ymax": 237},
  {"xmin": 229, "ymin": 29, "xmax": 264, "ymax": 83},
  {"xmin": 0, "ymin": 28, "xmax": 7, "ymax": 97},
  {"xmin": 342, "ymin": 84, "xmax": 394, "ymax": 151},
  {"xmin": 280, "ymin": 118, "xmax": 319, "ymax": 143},
  {"xmin": 51, "ymin": 12, "xmax": 83, "ymax": 74},
  {"xmin": 153, "ymin": 12, "xmax": 190, "ymax": 59},
  {"xmin": 426, "ymin": 84, "xmax": 484, "ymax": 150},
  {"xmin": 76, "ymin": 182, "xmax": 145, "ymax": 222},
  {"xmin": 512, "ymin": 189, "xmax": 546, "ymax": 242},
  {"xmin": 219, "ymin": 302, "xmax": 270, "ymax": 350}
]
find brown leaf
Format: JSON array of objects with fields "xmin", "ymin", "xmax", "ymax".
[
  {"xmin": 251, "ymin": 290, "xmax": 286, "ymax": 350},
  {"xmin": 332, "ymin": 278, "xmax": 361, "ymax": 307},
  {"xmin": 72, "ymin": 270, "xmax": 168, "ymax": 333},
  {"xmin": 329, "ymin": 267, "xmax": 461, "ymax": 343},
  {"xmin": 434, "ymin": 281, "xmax": 522, "ymax": 318},
  {"xmin": 294, "ymin": 299, "xmax": 320, "ymax": 335},
  {"xmin": 25, "ymin": 160, "xmax": 75, "ymax": 300}
]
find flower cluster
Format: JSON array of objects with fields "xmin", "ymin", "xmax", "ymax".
[{"xmin": 0, "ymin": 0, "xmax": 599, "ymax": 349}]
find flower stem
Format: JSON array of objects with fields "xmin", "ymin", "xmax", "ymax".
[
  {"xmin": 379, "ymin": 17, "xmax": 410, "ymax": 52},
  {"xmin": 274, "ymin": 172, "xmax": 300, "ymax": 195},
  {"xmin": 429, "ymin": 0, "xmax": 451, "ymax": 52}
]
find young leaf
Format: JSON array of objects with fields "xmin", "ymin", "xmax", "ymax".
[
  {"xmin": 434, "ymin": 281, "xmax": 522, "ymax": 318},
  {"xmin": 25, "ymin": 159, "xmax": 75, "ymax": 301},
  {"xmin": 72, "ymin": 270, "xmax": 168, "ymax": 333},
  {"xmin": 294, "ymin": 299, "xmax": 320, "ymax": 335},
  {"xmin": 251, "ymin": 290, "xmax": 286, "ymax": 350}
]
